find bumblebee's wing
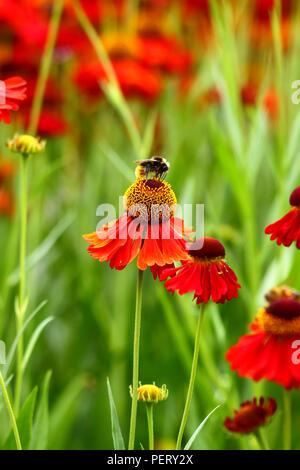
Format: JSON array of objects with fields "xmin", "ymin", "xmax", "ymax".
[{"xmin": 134, "ymin": 159, "xmax": 148, "ymax": 164}]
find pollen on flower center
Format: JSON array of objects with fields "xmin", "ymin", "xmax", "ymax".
[
  {"xmin": 123, "ymin": 178, "xmax": 177, "ymax": 223},
  {"xmin": 188, "ymin": 237, "xmax": 225, "ymax": 262},
  {"xmin": 257, "ymin": 298, "xmax": 300, "ymax": 336}
]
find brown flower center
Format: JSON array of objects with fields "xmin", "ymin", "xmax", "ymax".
[
  {"xmin": 123, "ymin": 178, "xmax": 177, "ymax": 223},
  {"xmin": 188, "ymin": 237, "xmax": 225, "ymax": 262},
  {"xmin": 257, "ymin": 298, "xmax": 300, "ymax": 336}
]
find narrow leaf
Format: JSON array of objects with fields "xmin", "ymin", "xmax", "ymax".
[
  {"xmin": 184, "ymin": 405, "xmax": 221, "ymax": 450},
  {"xmin": 106, "ymin": 377, "xmax": 125, "ymax": 450},
  {"xmin": 4, "ymin": 387, "xmax": 38, "ymax": 450},
  {"xmin": 31, "ymin": 370, "xmax": 52, "ymax": 450},
  {"xmin": 21, "ymin": 317, "xmax": 54, "ymax": 373},
  {"xmin": 49, "ymin": 374, "xmax": 86, "ymax": 449},
  {"xmin": 3, "ymin": 300, "xmax": 48, "ymax": 378}
]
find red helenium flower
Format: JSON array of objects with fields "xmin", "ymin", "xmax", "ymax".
[
  {"xmin": 226, "ymin": 297, "xmax": 300, "ymax": 389},
  {"xmin": 0, "ymin": 76, "xmax": 27, "ymax": 123},
  {"xmin": 265, "ymin": 186, "xmax": 300, "ymax": 248},
  {"xmin": 83, "ymin": 178, "xmax": 192, "ymax": 271},
  {"xmin": 224, "ymin": 397, "xmax": 277, "ymax": 434},
  {"xmin": 160, "ymin": 237, "xmax": 241, "ymax": 304}
]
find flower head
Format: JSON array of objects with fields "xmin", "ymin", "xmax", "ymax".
[
  {"xmin": 224, "ymin": 397, "xmax": 277, "ymax": 434},
  {"xmin": 6, "ymin": 135, "xmax": 45, "ymax": 156},
  {"xmin": 0, "ymin": 77, "xmax": 27, "ymax": 124},
  {"xmin": 133, "ymin": 383, "xmax": 168, "ymax": 403},
  {"xmin": 160, "ymin": 237, "xmax": 241, "ymax": 304},
  {"xmin": 265, "ymin": 187, "xmax": 300, "ymax": 248},
  {"xmin": 226, "ymin": 291, "xmax": 300, "ymax": 389},
  {"xmin": 83, "ymin": 170, "xmax": 191, "ymax": 271}
]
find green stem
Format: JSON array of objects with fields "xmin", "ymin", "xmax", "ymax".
[
  {"xmin": 146, "ymin": 403, "xmax": 154, "ymax": 450},
  {"xmin": 176, "ymin": 303, "xmax": 205, "ymax": 450},
  {"xmin": 0, "ymin": 370, "xmax": 22, "ymax": 450},
  {"xmin": 28, "ymin": 0, "xmax": 64, "ymax": 135},
  {"xmin": 283, "ymin": 389, "xmax": 292, "ymax": 450},
  {"xmin": 14, "ymin": 154, "xmax": 28, "ymax": 414},
  {"xmin": 253, "ymin": 428, "xmax": 269, "ymax": 450},
  {"xmin": 128, "ymin": 269, "xmax": 144, "ymax": 450}
]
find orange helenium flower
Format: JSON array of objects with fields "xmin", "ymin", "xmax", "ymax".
[
  {"xmin": 226, "ymin": 296, "xmax": 300, "ymax": 389},
  {"xmin": 224, "ymin": 397, "xmax": 277, "ymax": 434},
  {"xmin": 83, "ymin": 177, "xmax": 191, "ymax": 271}
]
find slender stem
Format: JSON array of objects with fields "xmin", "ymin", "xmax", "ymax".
[
  {"xmin": 253, "ymin": 428, "xmax": 269, "ymax": 450},
  {"xmin": 283, "ymin": 389, "xmax": 292, "ymax": 450},
  {"xmin": 18, "ymin": 155, "xmax": 28, "ymax": 312},
  {"xmin": 28, "ymin": 0, "xmax": 64, "ymax": 135},
  {"xmin": 14, "ymin": 155, "xmax": 28, "ymax": 414},
  {"xmin": 176, "ymin": 303, "xmax": 205, "ymax": 450},
  {"xmin": 146, "ymin": 403, "xmax": 154, "ymax": 450},
  {"xmin": 128, "ymin": 269, "xmax": 144, "ymax": 450},
  {"xmin": 0, "ymin": 370, "xmax": 22, "ymax": 450}
]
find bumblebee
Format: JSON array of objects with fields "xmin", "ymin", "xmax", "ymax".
[
  {"xmin": 265, "ymin": 285, "xmax": 300, "ymax": 304},
  {"xmin": 134, "ymin": 156, "xmax": 170, "ymax": 180}
]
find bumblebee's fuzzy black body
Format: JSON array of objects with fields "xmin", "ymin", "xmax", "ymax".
[{"xmin": 134, "ymin": 156, "xmax": 170, "ymax": 180}]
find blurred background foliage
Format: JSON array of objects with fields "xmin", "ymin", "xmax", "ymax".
[{"xmin": 1, "ymin": 0, "xmax": 300, "ymax": 449}]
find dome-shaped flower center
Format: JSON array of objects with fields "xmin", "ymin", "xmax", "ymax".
[
  {"xmin": 266, "ymin": 298, "xmax": 300, "ymax": 319},
  {"xmin": 289, "ymin": 186, "xmax": 300, "ymax": 207},
  {"xmin": 123, "ymin": 178, "xmax": 177, "ymax": 223},
  {"xmin": 188, "ymin": 237, "xmax": 225, "ymax": 262},
  {"xmin": 257, "ymin": 298, "xmax": 300, "ymax": 336}
]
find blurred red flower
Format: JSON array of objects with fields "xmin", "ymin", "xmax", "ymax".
[
  {"xmin": 224, "ymin": 397, "xmax": 277, "ymax": 434},
  {"xmin": 226, "ymin": 297, "xmax": 300, "ymax": 389},
  {"xmin": 265, "ymin": 186, "xmax": 300, "ymax": 248},
  {"xmin": 74, "ymin": 59, "xmax": 162, "ymax": 101},
  {"xmin": 0, "ymin": 76, "xmax": 27, "ymax": 123},
  {"xmin": 0, "ymin": 158, "xmax": 15, "ymax": 216}
]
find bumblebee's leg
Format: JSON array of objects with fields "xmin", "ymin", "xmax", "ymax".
[{"xmin": 145, "ymin": 167, "xmax": 149, "ymax": 180}]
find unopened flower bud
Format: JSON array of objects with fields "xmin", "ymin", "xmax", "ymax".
[
  {"xmin": 130, "ymin": 383, "xmax": 168, "ymax": 403},
  {"xmin": 6, "ymin": 135, "xmax": 45, "ymax": 156}
]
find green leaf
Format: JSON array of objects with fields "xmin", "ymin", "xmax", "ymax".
[
  {"xmin": 21, "ymin": 316, "xmax": 54, "ymax": 373},
  {"xmin": 31, "ymin": 371, "xmax": 52, "ymax": 450},
  {"xmin": 99, "ymin": 142, "xmax": 134, "ymax": 182},
  {"xmin": 3, "ymin": 300, "xmax": 48, "ymax": 378},
  {"xmin": 8, "ymin": 214, "xmax": 74, "ymax": 286},
  {"xmin": 140, "ymin": 108, "xmax": 158, "ymax": 158},
  {"xmin": 48, "ymin": 374, "xmax": 86, "ymax": 449},
  {"xmin": 184, "ymin": 405, "xmax": 221, "ymax": 450},
  {"xmin": 4, "ymin": 387, "xmax": 38, "ymax": 450},
  {"xmin": 106, "ymin": 377, "xmax": 125, "ymax": 450}
]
